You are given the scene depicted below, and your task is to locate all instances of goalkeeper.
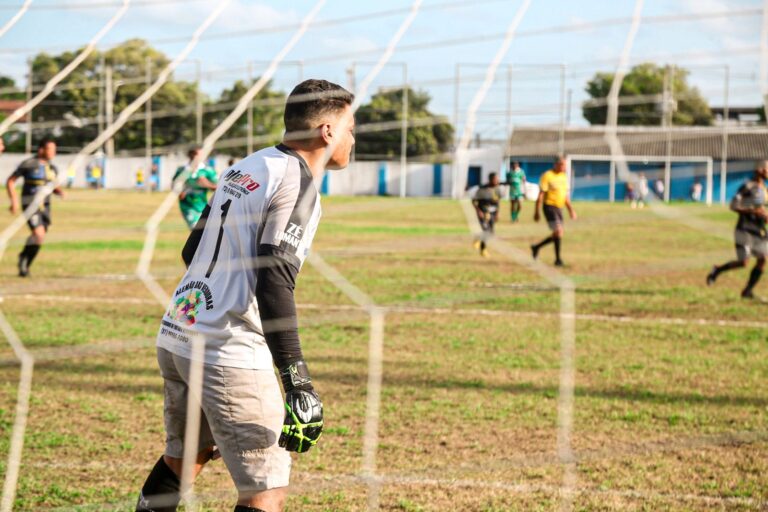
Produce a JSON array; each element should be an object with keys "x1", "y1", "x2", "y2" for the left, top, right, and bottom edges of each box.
[{"x1": 136, "y1": 79, "x2": 355, "y2": 512}]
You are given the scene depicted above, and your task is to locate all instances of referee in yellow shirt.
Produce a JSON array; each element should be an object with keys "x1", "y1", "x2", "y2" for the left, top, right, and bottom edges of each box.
[{"x1": 531, "y1": 156, "x2": 577, "y2": 266}]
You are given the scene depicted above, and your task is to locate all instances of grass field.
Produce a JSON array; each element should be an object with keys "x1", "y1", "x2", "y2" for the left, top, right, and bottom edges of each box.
[{"x1": 0, "y1": 189, "x2": 765, "y2": 511}]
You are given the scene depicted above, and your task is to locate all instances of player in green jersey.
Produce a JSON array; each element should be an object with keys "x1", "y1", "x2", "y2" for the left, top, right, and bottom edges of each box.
[
  {"x1": 507, "y1": 161, "x2": 527, "y2": 222},
  {"x1": 174, "y1": 147, "x2": 218, "y2": 229}
]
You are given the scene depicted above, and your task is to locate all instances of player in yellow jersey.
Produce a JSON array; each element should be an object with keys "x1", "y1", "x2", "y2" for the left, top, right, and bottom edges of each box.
[{"x1": 531, "y1": 156, "x2": 576, "y2": 266}]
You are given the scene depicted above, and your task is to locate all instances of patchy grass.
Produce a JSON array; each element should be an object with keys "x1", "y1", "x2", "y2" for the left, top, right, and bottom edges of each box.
[{"x1": 0, "y1": 190, "x2": 764, "y2": 510}]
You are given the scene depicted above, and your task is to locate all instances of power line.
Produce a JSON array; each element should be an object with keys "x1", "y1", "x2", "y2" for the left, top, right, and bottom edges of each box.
[{"x1": 0, "y1": 0, "x2": 508, "y2": 54}]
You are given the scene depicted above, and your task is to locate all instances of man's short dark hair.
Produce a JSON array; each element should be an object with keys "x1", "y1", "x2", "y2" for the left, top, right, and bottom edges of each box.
[
  {"x1": 489, "y1": 172, "x2": 497, "y2": 181},
  {"x1": 284, "y1": 79, "x2": 354, "y2": 135},
  {"x1": 188, "y1": 147, "x2": 201, "y2": 159},
  {"x1": 38, "y1": 137, "x2": 55, "y2": 149}
]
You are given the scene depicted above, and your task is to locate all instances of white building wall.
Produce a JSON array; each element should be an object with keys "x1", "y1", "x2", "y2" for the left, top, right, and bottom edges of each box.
[{"x1": 0, "y1": 149, "x2": 504, "y2": 197}]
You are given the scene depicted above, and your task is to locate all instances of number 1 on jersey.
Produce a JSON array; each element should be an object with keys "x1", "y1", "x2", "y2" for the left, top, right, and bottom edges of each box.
[{"x1": 205, "y1": 199, "x2": 232, "y2": 278}]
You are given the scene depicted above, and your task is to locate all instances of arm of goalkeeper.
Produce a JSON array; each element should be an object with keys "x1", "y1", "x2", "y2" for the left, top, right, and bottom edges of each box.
[{"x1": 255, "y1": 246, "x2": 324, "y2": 453}]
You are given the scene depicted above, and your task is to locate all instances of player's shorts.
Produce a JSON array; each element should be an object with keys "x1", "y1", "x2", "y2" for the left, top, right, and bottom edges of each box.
[
  {"x1": 478, "y1": 206, "x2": 497, "y2": 232},
  {"x1": 157, "y1": 348, "x2": 291, "y2": 492},
  {"x1": 180, "y1": 206, "x2": 204, "y2": 229},
  {"x1": 509, "y1": 189, "x2": 525, "y2": 200},
  {"x1": 735, "y1": 229, "x2": 768, "y2": 260},
  {"x1": 26, "y1": 208, "x2": 51, "y2": 231},
  {"x1": 543, "y1": 205, "x2": 563, "y2": 231}
]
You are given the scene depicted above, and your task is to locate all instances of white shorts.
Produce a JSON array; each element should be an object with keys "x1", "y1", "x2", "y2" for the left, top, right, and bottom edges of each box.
[
  {"x1": 735, "y1": 229, "x2": 768, "y2": 261},
  {"x1": 157, "y1": 348, "x2": 291, "y2": 493}
]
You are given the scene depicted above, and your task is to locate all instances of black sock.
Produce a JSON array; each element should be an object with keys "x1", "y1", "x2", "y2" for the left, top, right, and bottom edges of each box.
[
  {"x1": 744, "y1": 267, "x2": 763, "y2": 293},
  {"x1": 234, "y1": 507, "x2": 267, "y2": 512},
  {"x1": 714, "y1": 260, "x2": 743, "y2": 278},
  {"x1": 554, "y1": 237, "x2": 562, "y2": 261},
  {"x1": 480, "y1": 240, "x2": 486, "y2": 251},
  {"x1": 136, "y1": 457, "x2": 180, "y2": 512},
  {"x1": 535, "y1": 236, "x2": 554, "y2": 250},
  {"x1": 19, "y1": 242, "x2": 41, "y2": 266}
]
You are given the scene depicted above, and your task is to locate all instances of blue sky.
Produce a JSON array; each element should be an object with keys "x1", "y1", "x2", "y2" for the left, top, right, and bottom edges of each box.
[{"x1": 0, "y1": 0, "x2": 762, "y2": 138}]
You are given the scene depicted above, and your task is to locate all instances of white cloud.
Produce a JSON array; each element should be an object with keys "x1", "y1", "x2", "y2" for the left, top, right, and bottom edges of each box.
[{"x1": 679, "y1": 0, "x2": 756, "y2": 49}]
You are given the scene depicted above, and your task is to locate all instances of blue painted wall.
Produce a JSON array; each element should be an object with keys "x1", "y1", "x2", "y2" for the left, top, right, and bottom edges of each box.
[
  {"x1": 378, "y1": 162, "x2": 387, "y2": 196},
  {"x1": 514, "y1": 156, "x2": 756, "y2": 202},
  {"x1": 432, "y1": 163, "x2": 442, "y2": 196}
]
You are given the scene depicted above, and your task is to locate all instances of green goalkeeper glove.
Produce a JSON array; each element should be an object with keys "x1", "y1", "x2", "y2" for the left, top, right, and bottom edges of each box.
[{"x1": 278, "y1": 361, "x2": 323, "y2": 453}]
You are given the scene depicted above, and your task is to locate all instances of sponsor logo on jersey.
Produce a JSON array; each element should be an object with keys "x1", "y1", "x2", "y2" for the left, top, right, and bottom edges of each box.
[
  {"x1": 223, "y1": 169, "x2": 260, "y2": 192},
  {"x1": 169, "y1": 281, "x2": 215, "y2": 326},
  {"x1": 277, "y1": 222, "x2": 303, "y2": 249}
]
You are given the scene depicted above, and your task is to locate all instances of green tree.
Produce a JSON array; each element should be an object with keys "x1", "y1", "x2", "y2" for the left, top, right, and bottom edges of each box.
[
  {"x1": 205, "y1": 79, "x2": 285, "y2": 156},
  {"x1": 582, "y1": 63, "x2": 713, "y2": 126},
  {"x1": 24, "y1": 39, "x2": 201, "y2": 152},
  {"x1": 354, "y1": 88, "x2": 454, "y2": 161}
]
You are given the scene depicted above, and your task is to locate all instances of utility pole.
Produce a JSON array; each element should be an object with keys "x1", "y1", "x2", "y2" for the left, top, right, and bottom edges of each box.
[
  {"x1": 453, "y1": 63, "x2": 460, "y2": 149},
  {"x1": 399, "y1": 63, "x2": 408, "y2": 198},
  {"x1": 663, "y1": 65, "x2": 675, "y2": 203},
  {"x1": 195, "y1": 60, "x2": 202, "y2": 145},
  {"x1": 98, "y1": 55, "x2": 105, "y2": 151},
  {"x1": 105, "y1": 65, "x2": 114, "y2": 158},
  {"x1": 720, "y1": 64, "x2": 730, "y2": 205},
  {"x1": 247, "y1": 61, "x2": 254, "y2": 154},
  {"x1": 25, "y1": 59, "x2": 32, "y2": 154},
  {"x1": 558, "y1": 63, "x2": 566, "y2": 157},
  {"x1": 145, "y1": 57, "x2": 152, "y2": 167},
  {"x1": 505, "y1": 64, "x2": 512, "y2": 152}
]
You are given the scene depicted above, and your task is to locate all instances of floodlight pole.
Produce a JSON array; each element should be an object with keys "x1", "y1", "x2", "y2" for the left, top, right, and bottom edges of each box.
[
  {"x1": 720, "y1": 64, "x2": 730, "y2": 206},
  {"x1": 25, "y1": 59, "x2": 32, "y2": 154}
]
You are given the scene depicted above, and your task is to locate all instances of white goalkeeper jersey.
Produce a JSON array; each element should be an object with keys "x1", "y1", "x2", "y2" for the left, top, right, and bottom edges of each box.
[{"x1": 156, "y1": 144, "x2": 322, "y2": 369}]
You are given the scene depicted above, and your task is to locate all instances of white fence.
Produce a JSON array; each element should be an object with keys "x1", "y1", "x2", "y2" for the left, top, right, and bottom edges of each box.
[{"x1": 0, "y1": 146, "x2": 507, "y2": 198}]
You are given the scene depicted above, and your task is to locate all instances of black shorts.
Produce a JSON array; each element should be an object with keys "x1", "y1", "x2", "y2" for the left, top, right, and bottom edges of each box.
[
  {"x1": 543, "y1": 205, "x2": 563, "y2": 230},
  {"x1": 27, "y1": 208, "x2": 51, "y2": 231}
]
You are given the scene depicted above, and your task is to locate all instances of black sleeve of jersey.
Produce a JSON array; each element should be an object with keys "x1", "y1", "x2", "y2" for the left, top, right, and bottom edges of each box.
[
  {"x1": 255, "y1": 245, "x2": 304, "y2": 370},
  {"x1": 181, "y1": 204, "x2": 211, "y2": 267},
  {"x1": 10, "y1": 160, "x2": 32, "y2": 180},
  {"x1": 730, "y1": 183, "x2": 750, "y2": 211}
]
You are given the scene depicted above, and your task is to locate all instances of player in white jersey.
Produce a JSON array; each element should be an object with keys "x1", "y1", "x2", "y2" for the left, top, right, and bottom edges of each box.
[{"x1": 136, "y1": 79, "x2": 355, "y2": 512}]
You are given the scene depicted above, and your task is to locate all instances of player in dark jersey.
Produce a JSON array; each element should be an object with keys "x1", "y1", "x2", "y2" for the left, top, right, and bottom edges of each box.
[
  {"x1": 707, "y1": 160, "x2": 768, "y2": 299},
  {"x1": 6, "y1": 138, "x2": 63, "y2": 277},
  {"x1": 136, "y1": 80, "x2": 355, "y2": 512},
  {"x1": 472, "y1": 173, "x2": 502, "y2": 257}
]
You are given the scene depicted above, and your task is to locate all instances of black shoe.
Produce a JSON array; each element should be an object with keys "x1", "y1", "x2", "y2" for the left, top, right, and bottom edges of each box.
[
  {"x1": 741, "y1": 289, "x2": 754, "y2": 299},
  {"x1": 706, "y1": 266, "x2": 717, "y2": 286},
  {"x1": 18, "y1": 256, "x2": 29, "y2": 277},
  {"x1": 531, "y1": 244, "x2": 539, "y2": 260},
  {"x1": 554, "y1": 259, "x2": 564, "y2": 267}
]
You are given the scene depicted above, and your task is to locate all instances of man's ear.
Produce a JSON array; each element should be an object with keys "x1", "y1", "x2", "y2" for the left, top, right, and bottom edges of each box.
[{"x1": 320, "y1": 123, "x2": 333, "y2": 145}]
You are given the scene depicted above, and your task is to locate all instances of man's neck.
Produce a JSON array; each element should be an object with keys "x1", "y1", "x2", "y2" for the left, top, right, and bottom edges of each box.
[{"x1": 281, "y1": 142, "x2": 326, "y2": 179}]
